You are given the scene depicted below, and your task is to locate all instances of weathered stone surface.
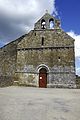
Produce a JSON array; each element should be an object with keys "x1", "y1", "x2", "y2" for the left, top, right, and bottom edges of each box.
[
  {"x1": 0, "y1": 76, "x2": 13, "y2": 87},
  {"x1": 0, "y1": 12, "x2": 76, "y2": 88},
  {"x1": 0, "y1": 36, "x2": 25, "y2": 87},
  {"x1": 76, "y1": 75, "x2": 80, "y2": 88}
]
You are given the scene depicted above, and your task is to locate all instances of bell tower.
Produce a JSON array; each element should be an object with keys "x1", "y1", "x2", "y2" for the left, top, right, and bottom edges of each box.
[{"x1": 34, "y1": 12, "x2": 61, "y2": 30}]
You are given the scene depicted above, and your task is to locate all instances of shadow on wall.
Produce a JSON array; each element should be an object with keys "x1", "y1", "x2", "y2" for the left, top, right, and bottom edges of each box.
[
  {"x1": 0, "y1": 76, "x2": 13, "y2": 87},
  {"x1": 76, "y1": 75, "x2": 80, "y2": 88}
]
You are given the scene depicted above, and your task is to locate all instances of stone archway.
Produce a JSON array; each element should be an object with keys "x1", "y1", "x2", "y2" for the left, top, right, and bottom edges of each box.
[{"x1": 39, "y1": 68, "x2": 47, "y2": 88}]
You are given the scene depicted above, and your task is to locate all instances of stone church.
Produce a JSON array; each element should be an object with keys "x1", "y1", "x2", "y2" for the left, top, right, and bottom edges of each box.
[{"x1": 0, "y1": 12, "x2": 76, "y2": 88}]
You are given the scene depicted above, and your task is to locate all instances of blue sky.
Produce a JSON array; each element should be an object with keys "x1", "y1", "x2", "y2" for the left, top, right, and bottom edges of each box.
[
  {"x1": 0, "y1": 0, "x2": 80, "y2": 75},
  {"x1": 55, "y1": 0, "x2": 80, "y2": 76},
  {"x1": 55, "y1": 0, "x2": 80, "y2": 34}
]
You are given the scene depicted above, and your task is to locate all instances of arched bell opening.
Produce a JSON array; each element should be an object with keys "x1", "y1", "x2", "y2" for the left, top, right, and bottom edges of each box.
[
  {"x1": 49, "y1": 18, "x2": 54, "y2": 29},
  {"x1": 41, "y1": 19, "x2": 46, "y2": 29}
]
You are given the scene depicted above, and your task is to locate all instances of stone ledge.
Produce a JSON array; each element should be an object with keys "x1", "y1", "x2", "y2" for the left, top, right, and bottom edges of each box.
[{"x1": 47, "y1": 84, "x2": 76, "y2": 88}]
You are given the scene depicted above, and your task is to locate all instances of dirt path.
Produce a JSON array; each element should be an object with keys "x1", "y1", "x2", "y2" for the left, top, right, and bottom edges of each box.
[{"x1": 0, "y1": 86, "x2": 80, "y2": 120}]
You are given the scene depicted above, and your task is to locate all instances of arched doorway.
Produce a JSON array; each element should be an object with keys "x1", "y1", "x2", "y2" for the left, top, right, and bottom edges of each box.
[{"x1": 39, "y1": 68, "x2": 47, "y2": 88}]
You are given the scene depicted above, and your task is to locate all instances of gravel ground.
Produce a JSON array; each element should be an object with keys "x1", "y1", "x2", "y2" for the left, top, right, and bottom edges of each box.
[{"x1": 0, "y1": 86, "x2": 80, "y2": 120}]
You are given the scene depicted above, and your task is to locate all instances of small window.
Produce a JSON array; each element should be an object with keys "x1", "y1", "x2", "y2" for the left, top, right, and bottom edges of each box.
[
  {"x1": 42, "y1": 37, "x2": 44, "y2": 45},
  {"x1": 58, "y1": 57, "x2": 61, "y2": 62},
  {"x1": 35, "y1": 33, "x2": 36, "y2": 36}
]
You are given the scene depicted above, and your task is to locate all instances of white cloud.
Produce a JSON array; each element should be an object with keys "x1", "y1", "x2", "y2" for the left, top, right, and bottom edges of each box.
[
  {"x1": 67, "y1": 31, "x2": 80, "y2": 76},
  {"x1": 0, "y1": 0, "x2": 56, "y2": 27},
  {"x1": 67, "y1": 30, "x2": 80, "y2": 57},
  {"x1": 75, "y1": 56, "x2": 80, "y2": 76},
  {"x1": 76, "y1": 67, "x2": 80, "y2": 76},
  {"x1": 0, "y1": 0, "x2": 57, "y2": 46}
]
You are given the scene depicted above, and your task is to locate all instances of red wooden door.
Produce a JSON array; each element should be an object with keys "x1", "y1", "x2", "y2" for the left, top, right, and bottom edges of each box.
[{"x1": 39, "y1": 68, "x2": 47, "y2": 88}]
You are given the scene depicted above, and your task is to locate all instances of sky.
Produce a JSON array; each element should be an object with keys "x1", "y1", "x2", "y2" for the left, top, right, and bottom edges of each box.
[{"x1": 0, "y1": 0, "x2": 80, "y2": 76}]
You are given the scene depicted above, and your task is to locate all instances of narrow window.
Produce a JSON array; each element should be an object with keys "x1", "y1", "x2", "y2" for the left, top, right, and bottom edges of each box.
[
  {"x1": 35, "y1": 33, "x2": 36, "y2": 36},
  {"x1": 42, "y1": 37, "x2": 44, "y2": 45},
  {"x1": 58, "y1": 57, "x2": 61, "y2": 62}
]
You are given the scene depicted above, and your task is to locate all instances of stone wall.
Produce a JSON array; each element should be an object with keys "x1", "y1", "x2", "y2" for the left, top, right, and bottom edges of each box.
[
  {"x1": 15, "y1": 27, "x2": 76, "y2": 88},
  {"x1": 0, "y1": 76, "x2": 13, "y2": 87},
  {"x1": 18, "y1": 29, "x2": 74, "y2": 49},
  {"x1": 0, "y1": 37, "x2": 25, "y2": 87},
  {"x1": 17, "y1": 48, "x2": 75, "y2": 70},
  {"x1": 16, "y1": 44, "x2": 76, "y2": 88},
  {"x1": 76, "y1": 75, "x2": 80, "y2": 88}
]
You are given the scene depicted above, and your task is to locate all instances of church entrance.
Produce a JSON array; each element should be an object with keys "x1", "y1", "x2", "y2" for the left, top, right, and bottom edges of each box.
[{"x1": 39, "y1": 68, "x2": 47, "y2": 88}]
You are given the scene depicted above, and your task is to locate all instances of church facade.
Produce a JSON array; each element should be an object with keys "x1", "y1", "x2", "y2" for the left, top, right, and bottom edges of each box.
[{"x1": 0, "y1": 13, "x2": 76, "y2": 88}]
